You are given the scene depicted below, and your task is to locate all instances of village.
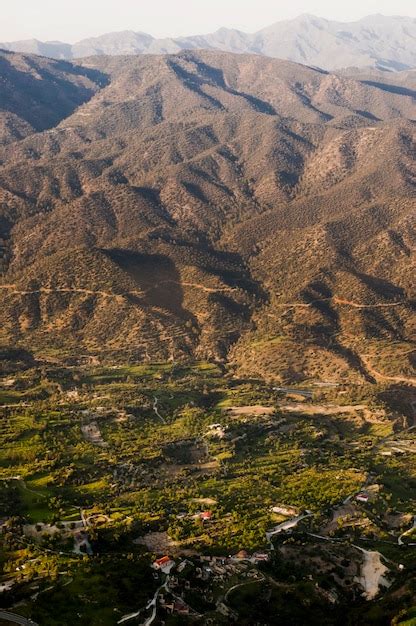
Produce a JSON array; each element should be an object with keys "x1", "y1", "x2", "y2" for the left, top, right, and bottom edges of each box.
[{"x1": 1, "y1": 361, "x2": 416, "y2": 624}]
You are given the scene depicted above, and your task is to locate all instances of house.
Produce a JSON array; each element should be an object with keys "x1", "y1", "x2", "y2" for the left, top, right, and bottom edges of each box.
[
  {"x1": 173, "y1": 601, "x2": 189, "y2": 615},
  {"x1": 153, "y1": 555, "x2": 175, "y2": 573},
  {"x1": 271, "y1": 505, "x2": 298, "y2": 516},
  {"x1": 74, "y1": 531, "x2": 93, "y2": 555},
  {"x1": 199, "y1": 511, "x2": 213, "y2": 521},
  {"x1": 252, "y1": 552, "x2": 270, "y2": 562},
  {"x1": 356, "y1": 493, "x2": 369, "y2": 503},
  {"x1": 177, "y1": 560, "x2": 188, "y2": 573},
  {"x1": 209, "y1": 556, "x2": 226, "y2": 564},
  {"x1": 234, "y1": 549, "x2": 250, "y2": 560},
  {"x1": 206, "y1": 424, "x2": 226, "y2": 438}
]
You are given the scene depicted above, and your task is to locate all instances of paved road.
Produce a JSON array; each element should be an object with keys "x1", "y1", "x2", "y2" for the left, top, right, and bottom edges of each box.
[
  {"x1": 118, "y1": 580, "x2": 168, "y2": 625},
  {"x1": 398, "y1": 516, "x2": 416, "y2": 546},
  {"x1": 266, "y1": 513, "x2": 313, "y2": 543},
  {"x1": 273, "y1": 387, "x2": 313, "y2": 399},
  {"x1": 153, "y1": 397, "x2": 166, "y2": 424},
  {"x1": 0, "y1": 611, "x2": 38, "y2": 626},
  {"x1": 225, "y1": 573, "x2": 265, "y2": 602}
]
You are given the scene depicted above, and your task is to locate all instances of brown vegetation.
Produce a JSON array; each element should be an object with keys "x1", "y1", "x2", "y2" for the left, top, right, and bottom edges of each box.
[{"x1": 0, "y1": 50, "x2": 415, "y2": 381}]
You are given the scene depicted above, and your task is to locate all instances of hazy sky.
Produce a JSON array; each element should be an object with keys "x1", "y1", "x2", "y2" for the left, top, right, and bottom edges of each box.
[{"x1": 2, "y1": 0, "x2": 416, "y2": 42}]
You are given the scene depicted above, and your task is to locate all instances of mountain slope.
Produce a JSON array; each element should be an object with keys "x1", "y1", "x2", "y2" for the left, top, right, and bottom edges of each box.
[
  {"x1": 0, "y1": 50, "x2": 107, "y2": 144},
  {"x1": 252, "y1": 14, "x2": 416, "y2": 71},
  {"x1": 3, "y1": 14, "x2": 416, "y2": 70},
  {"x1": 0, "y1": 50, "x2": 414, "y2": 382}
]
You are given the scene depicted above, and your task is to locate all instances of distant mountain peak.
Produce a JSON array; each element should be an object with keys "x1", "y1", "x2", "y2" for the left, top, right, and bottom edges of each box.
[
  {"x1": 2, "y1": 14, "x2": 416, "y2": 70},
  {"x1": 292, "y1": 13, "x2": 328, "y2": 22}
]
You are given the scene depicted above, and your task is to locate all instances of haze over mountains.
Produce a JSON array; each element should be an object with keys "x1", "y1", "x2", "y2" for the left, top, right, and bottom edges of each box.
[
  {"x1": 3, "y1": 14, "x2": 416, "y2": 71},
  {"x1": 0, "y1": 48, "x2": 415, "y2": 383}
]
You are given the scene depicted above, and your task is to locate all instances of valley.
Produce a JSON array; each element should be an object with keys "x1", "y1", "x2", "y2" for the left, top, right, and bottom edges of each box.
[
  {"x1": 0, "y1": 43, "x2": 415, "y2": 625},
  {"x1": 0, "y1": 358, "x2": 416, "y2": 625}
]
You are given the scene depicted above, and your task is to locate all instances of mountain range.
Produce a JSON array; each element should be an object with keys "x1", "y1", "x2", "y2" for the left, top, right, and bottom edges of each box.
[
  {"x1": 3, "y1": 14, "x2": 416, "y2": 71},
  {"x1": 0, "y1": 48, "x2": 415, "y2": 383}
]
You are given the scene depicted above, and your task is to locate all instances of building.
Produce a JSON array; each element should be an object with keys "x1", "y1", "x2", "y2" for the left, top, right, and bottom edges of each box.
[
  {"x1": 271, "y1": 505, "x2": 298, "y2": 516},
  {"x1": 234, "y1": 549, "x2": 250, "y2": 560},
  {"x1": 153, "y1": 555, "x2": 175, "y2": 573}
]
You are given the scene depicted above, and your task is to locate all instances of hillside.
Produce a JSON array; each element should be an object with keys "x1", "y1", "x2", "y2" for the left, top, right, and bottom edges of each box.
[
  {"x1": 0, "y1": 50, "x2": 107, "y2": 144},
  {"x1": 0, "y1": 49, "x2": 414, "y2": 383},
  {"x1": 3, "y1": 14, "x2": 416, "y2": 71}
]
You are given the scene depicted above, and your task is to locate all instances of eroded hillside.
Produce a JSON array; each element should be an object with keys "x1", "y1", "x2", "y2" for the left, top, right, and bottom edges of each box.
[{"x1": 0, "y1": 50, "x2": 415, "y2": 382}]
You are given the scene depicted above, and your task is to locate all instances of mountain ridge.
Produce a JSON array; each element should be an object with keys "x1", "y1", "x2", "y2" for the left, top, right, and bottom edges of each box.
[
  {"x1": 0, "y1": 49, "x2": 415, "y2": 383},
  {"x1": 3, "y1": 14, "x2": 416, "y2": 70}
]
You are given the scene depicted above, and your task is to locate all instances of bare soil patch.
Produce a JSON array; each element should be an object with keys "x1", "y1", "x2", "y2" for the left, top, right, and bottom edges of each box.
[
  {"x1": 224, "y1": 405, "x2": 275, "y2": 417},
  {"x1": 163, "y1": 438, "x2": 209, "y2": 464}
]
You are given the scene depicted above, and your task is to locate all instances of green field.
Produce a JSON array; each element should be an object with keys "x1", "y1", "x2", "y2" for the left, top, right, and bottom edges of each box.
[{"x1": 1, "y1": 361, "x2": 416, "y2": 625}]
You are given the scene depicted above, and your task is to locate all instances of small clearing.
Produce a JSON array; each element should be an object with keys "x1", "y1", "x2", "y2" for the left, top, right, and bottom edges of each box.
[
  {"x1": 81, "y1": 421, "x2": 107, "y2": 447},
  {"x1": 276, "y1": 403, "x2": 368, "y2": 415},
  {"x1": 23, "y1": 520, "x2": 84, "y2": 538},
  {"x1": 164, "y1": 438, "x2": 209, "y2": 464},
  {"x1": 190, "y1": 497, "x2": 218, "y2": 506},
  {"x1": 224, "y1": 405, "x2": 275, "y2": 417},
  {"x1": 134, "y1": 531, "x2": 198, "y2": 557},
  {"x1": 354, "y1": 548, "x2": 390, "y2": 600},
  {"x1": 321, "y1": 502, "x2": 359, "y2": 535}
]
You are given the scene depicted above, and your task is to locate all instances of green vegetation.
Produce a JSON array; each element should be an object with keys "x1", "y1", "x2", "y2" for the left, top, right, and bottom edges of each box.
[{"x1": 1, "y1": 360, "x2": 415, "y2": 625}]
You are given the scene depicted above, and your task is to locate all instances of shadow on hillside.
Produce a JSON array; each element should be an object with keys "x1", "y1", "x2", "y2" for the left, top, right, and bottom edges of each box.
[
  {"x1": 167, "y1": 59, "x2": 225, "y2": 110},
  {"x1": 355, "y1": 109, "x2": 380, "y2": 122},
  {"x1": 168, "y1": 57, "x2": 277, "y2": 116},
  {"x1": 387, "y1": 230, "x2": 411, "y2": 256},
  {"x1": 361, "y1": 80, "x2": 416, "y2": 99},
  {"x1": 377, "y1": 385, "x2": 416, "y2": 427},
  {"x1": 351, "y1": 270, "x2": 407, "y2": 301},
  {"x1": 0, "y1": 53, "x2": 108, "y2": 131},
  {"x1": 182, "y1": 181, "x2": 210, "y2": 204},
  {"x1": 209, "y1": 293, "x2": 251, "y2": 321},
  {"x1": 191, "y1": 58, "x2": 277, "y2": 115},
  {"x1": 302, "y1": 279, "x2": 376, "y2": 383},
  {"x1": 199, "y1": 249, "x2": 269, "y2": 303},
  {"x1": 102, "y1": 248, "x2": 194, "y2": 321},
  {"x1": 0, "y1": 347, "x2": 35, "y2": 374},
  {"x1": 363, "y1": 308, "x2": 403, "y2": 339}
]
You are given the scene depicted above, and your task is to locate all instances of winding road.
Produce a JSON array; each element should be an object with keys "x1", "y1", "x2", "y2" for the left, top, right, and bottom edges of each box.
[
  {"x1": 0, "y1": 280, "x2": 235, "y2": 299},
  {"x1": 0, "y1": 611, "x2": 38, "y2": 626},
  {"x1": 224, "y1": 573, "x2": 265, "y2": 602},
  {"x1": 359, "y1": 355, "x2": 416, "y2": 386},
  {"x1": 398, "y1": 516, "x2": 416, "y2": 546},
  {"x1": 118, "y1": 579, "x2": 168, "y2": 625},
  {"x1": 271, "y1": 297, "x2": 409, "y2": 311},
  {"x1": 152, "y1": 397, "x2": 166, "y2": 424}
]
